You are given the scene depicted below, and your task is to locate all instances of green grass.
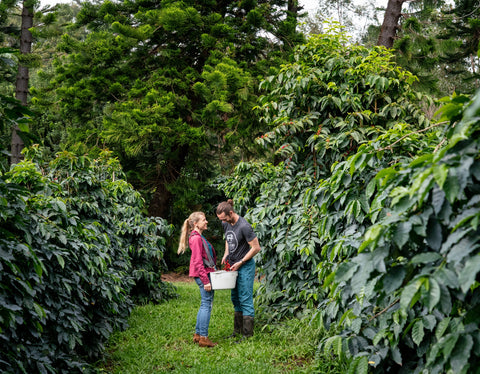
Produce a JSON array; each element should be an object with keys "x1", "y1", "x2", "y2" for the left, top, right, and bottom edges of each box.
[{"x1": 97, "y1": 282, "x2": 345, "y2": 373}]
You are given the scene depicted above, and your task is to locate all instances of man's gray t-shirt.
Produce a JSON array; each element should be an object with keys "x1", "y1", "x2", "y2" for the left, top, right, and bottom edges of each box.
[{"x1": 222, "y1": 216, "x2": 257, "y2": 264}]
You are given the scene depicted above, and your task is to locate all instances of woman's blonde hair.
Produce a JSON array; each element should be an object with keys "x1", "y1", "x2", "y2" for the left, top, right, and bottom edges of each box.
[{"x1": 178, "y1": 211, "x2": 205, "y2": 254}]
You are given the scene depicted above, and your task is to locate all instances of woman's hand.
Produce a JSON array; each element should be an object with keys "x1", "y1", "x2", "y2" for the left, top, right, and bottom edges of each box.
[{"x1": 204, "y1": 283, "x2": 212, "y2": 292}]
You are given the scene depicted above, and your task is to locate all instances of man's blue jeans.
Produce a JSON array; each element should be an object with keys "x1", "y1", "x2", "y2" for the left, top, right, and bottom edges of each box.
[
  {"x1": 231, "y1": 258, "x2": 255, "y2": 317},
  {"x1": 194, "y1": 276, "x2": 214, "y2": 336}
]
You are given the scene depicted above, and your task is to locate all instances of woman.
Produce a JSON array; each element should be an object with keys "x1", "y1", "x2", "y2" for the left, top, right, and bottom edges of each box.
[{"x1": 178, "y1": 211, "x2": 218, "y2": 347}]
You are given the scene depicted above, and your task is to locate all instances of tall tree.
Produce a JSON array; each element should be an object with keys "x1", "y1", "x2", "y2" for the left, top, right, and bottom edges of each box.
[
  {"x1": 1, "y1": 0, "x2": 59, "y2": 163},
  {"x1": 11, "y1": 0, "x2": 34, "y2": 163},
  {"x1": 379, "y1": 0, "x2": 480, "y2": 96},
  {"x1": 438, "y1": 0, "x2": 480, "y2": 93},
  {"x1": 385, "y1": 0, "x2": 449, "y2": 95},
  {"x1": 31, "y1": 0, "x2": 305, "y2": 219},
  {"x1": 377, "y1": 0, "x2": 406, "y2": 47}
]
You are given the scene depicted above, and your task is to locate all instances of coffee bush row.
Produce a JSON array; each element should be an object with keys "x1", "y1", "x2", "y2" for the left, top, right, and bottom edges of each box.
[
  {"x1": 0, "y1": 149, "x2": 175, "y2": 373},
  {"x1": 220, "y1": 28, "x2": 480, "y2": 372}
]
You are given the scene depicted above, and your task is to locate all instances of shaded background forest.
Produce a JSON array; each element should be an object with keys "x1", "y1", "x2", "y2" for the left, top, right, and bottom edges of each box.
[
  {"x1": 2, "y1": 0, "x2": 480, "y2": 372},
  {"x1": 3, "y1": 0, "x2": 479, "y2": 269},
  {"x1": 2, "y1": 0, "x2": 478, "y2": 253}
]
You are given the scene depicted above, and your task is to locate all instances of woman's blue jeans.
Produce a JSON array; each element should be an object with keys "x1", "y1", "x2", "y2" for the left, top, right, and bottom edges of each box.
[
  {"x1": 194, "y1": 276, "x2": 214, "y2": 337},
  {"x1": 231, "y1": 258, "x2": 255, "y2": 317}
]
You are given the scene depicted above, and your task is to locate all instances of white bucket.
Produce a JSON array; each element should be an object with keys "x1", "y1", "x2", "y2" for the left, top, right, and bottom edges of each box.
[{"x1": 210, "y1": 270, "x2": 238, "y2": 290}]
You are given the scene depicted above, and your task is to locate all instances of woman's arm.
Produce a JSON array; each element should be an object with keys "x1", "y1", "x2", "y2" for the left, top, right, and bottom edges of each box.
[{"x1": 190, "y1": 235, "x2": 211, "y2": 286}]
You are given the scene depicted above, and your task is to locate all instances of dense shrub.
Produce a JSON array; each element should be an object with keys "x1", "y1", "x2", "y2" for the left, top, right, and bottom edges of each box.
[
  {"x1": 317, "y1": 93, "x2": 480, "y2": 373},
  {"x1": 0, "y1": 149, "x2": 174, "y2": 373},
  {"x1": 220, "y1": 27, "x2": 480, "y2": 372},
  {"x1": 218, "y1": 24, "x2": 480, "y2": 373},
  {"x1": 220, "y1": 26, "x2": 434, "y2": 320}
]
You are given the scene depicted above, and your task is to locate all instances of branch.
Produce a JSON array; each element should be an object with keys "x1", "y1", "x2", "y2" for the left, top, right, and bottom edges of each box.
[
  {"x1": 434, "y1": 138, "x2": 448, "y2": 153},
  {"x1": 368, "y1": 298, "x2": 399, "y2": 322},
  {"x1": 374, "y1": 121, "x2": 448, "y2": 152}
]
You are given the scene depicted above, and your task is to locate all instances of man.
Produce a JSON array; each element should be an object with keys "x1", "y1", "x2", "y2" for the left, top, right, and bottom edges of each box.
[{"x1": 216, "y1": 199, "x2": 261, "y2": 339}]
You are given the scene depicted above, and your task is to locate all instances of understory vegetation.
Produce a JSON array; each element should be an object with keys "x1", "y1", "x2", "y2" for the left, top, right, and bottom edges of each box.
[
  {"x1": 0, "y1": 149, "x2": 175, "y2": 372},
  {"x1": 220, "y1": 28, "x2": 480, "y2": 373},
  {"x1": 97, "y1": 281, "x2": 342, "y2": 374},
  {"x1": 1, "y1": 1, "x2": 480, "y2": 370}
]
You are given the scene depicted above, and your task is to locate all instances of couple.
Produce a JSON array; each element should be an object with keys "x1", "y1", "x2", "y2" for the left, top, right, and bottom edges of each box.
[{"x1": 177, "y1": 199, "x2": 261, "y2": 348}]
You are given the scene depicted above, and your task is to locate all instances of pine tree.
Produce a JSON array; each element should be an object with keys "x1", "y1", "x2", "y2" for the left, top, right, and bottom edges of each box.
[
  {"x1": 389, "y1": 0, "x2": 451, "y2": 95},
  {"x1": 0, "y1": 0, "x2": 59, "y2": 162},
  {"x1": 370, "y1": 0, "x2": 479, "y2": 96},
  {"x1": 438, "y1": 0, "x2": 480, "y2": 93},
  {"x1": 31, "y1": 0, "x2": 305, "y2": 218}
]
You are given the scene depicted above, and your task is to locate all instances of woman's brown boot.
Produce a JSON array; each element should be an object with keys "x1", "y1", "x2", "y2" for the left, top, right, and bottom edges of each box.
[
  {"x1": 198, "y1": 336, "x2": 218, "y2": 347},
  {"x1": 193, "y1": 333, "x2": 200, "y2": 343}
]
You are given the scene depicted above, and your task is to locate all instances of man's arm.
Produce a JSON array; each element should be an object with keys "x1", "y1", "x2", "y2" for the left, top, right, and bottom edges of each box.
[
  {"x1": 221, "y1": 241, "x2": 229, "y2": 264},
  {"x1": 230, "y1": 237, "x2": 261, "y2": 271}
]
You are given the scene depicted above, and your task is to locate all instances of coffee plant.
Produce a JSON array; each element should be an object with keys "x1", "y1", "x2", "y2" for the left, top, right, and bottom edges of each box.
[
  {"x1": 0, "y1": 148, "x2": 174, "y2": 373},
  {"x1": 220, "y1": 25, "x2": 435, "y2": 320},
  {"x1": 217, "y1": 26, "x2": 480, "y2": 372},
  {"x1": 316, "y1": 93, "x2": 480, "y2": 373}
]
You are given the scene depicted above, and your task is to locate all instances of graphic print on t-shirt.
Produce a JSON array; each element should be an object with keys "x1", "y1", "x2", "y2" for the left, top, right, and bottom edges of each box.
[{"x1": 226, "y1": 231, "x2": 238, "y2": 253}]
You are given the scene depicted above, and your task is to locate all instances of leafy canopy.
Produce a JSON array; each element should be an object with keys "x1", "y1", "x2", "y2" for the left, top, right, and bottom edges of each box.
[
  {"x1": 217, "y1": 25, "x2": 480, "y2": 372},
  {"x1": 30, "y1": 0, "x2": 304, "y2": 220},
  {"x1": 0, "y1": 148, "x2": 174, "y2": 373}
]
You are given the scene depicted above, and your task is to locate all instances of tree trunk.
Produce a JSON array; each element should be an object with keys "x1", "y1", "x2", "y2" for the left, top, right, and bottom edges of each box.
[
  {"x1": 12, "y1": 1, "x2": 34, "y2": 164},
  {"x1": 288, "y1": 0, "x2": 298, "y2": 14},
  {"x1": 147, "y1": 182, "x2": 172, "y2": 218},
  {"x1": 377, "y1": 0, "x2": 406, "y2": 48},
  {"x1": 147, "y1": 145, "x2": 189, "y2": 218}
]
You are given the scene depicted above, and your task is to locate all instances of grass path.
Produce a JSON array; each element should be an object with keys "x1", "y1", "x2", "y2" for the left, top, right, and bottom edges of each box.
[{"x1": 96, "y1": 281, "x2": 340, "y2": 373}]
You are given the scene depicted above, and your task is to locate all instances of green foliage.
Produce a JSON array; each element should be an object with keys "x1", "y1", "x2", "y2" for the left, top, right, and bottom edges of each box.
[
  {"x1": 98, "y1": 282, "x2": 336, "y2": 373},
  {"x1": 30, "y1": 0, "x2": 304, "y2": 223},
  {"x1": 437, "y1": 0, "x2": 480, "y2": 95},
  {"x1": 0, "y1": 47, "x2": 17, "y2": 92},
  {"x1": 389, "y1": 0, "x2": 480, "y2": 96},
  {"x1": 0, "y1": 92, "x2": 33, "y2": 169},
  {"x1": 0, "y1": 1, "x2": 70, "y2": 165},
  {"x1": 316, "y1": 92, "x2": 480, "y2": 373},
  {"x1": 255, "y1": 24, "x2": 428, "y2": 173},
  {"x1": 220, "y1": 26, "x2": 433, "y2": 321},
  {"x1": 0, "y1": 148, "x2": 174, "y2": 373},
  {"x1": 217, "y1": 27, "x2": 480, "y2": 371},
  {"x1": 0, "y1": 47, "x2": 36, "y2": 164}
]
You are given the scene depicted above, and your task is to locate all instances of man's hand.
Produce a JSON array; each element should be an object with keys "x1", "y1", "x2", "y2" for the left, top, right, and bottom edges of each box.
[{"x1": 231, "y1": 261, "x2": 243, "y2": 271}]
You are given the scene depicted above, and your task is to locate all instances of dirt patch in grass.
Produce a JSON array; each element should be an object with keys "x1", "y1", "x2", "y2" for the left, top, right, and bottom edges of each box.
[
  {"x1": 161, "y1": 272, "x2": 194, "y2": 283},
  {"x1": 162, "y1": 271, "x2": 263, "y2": 283}
]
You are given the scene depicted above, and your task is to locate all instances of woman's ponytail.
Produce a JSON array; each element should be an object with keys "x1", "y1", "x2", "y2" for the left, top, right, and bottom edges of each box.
[{"x1": 177, "y1": 212, "x2": 205, "y2": 254}]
